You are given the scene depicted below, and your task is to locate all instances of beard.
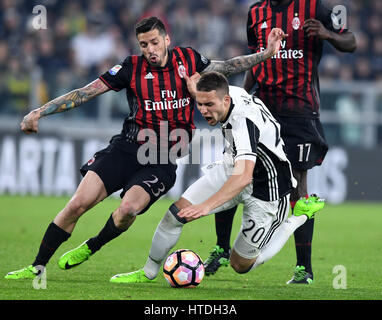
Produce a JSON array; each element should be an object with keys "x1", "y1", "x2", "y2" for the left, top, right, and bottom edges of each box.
[{"x1": 146, "y1": 50, "x2": 168, "y2": 67}]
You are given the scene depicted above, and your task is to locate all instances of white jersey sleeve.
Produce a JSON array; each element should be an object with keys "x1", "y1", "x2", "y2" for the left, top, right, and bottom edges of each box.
[{"x1": 229, "y1": 114, "x2": 258, "y2": 164}]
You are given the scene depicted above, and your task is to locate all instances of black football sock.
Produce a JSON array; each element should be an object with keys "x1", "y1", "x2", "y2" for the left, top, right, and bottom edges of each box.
[
  {"x1": 215, "y1": 206, "x2": 237, "y2": 253},
  {"x1": 293, "y1": 218, "x2": 314, "y2": 276},
  {"x1": 32, "y1": 222, "x2": 71, "y2": 267},
  {"x1": 86, "y1": 214, "x2": 125, "y2": 254}
]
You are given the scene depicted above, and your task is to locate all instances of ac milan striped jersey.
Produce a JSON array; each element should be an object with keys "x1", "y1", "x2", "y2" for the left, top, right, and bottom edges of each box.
[
  {"x1": 99, "y1": 46, "x2": 210, "y2": 155},
  {"x1": 247, "y1": 0, "x2": 347, "y2": 118},
  {"x1": 221, "y1": 85, "x2": 296, "y2": 201}
]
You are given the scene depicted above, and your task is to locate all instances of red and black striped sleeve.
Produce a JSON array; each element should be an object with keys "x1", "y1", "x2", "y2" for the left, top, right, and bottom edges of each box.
[
  {"x1": 99, "y1": 57, "x2": 133, "y2": 91},
  {"x1": 188, "y1": 47, "x2": 211, "y2": 73}
]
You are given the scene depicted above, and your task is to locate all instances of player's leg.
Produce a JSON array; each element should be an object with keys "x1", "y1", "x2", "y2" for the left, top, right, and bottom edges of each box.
[
  {"x1": 5, "y1": 171, "x2": 108, "y2": 279},
  {"x1": 58, "y1": 184, "x2": 152, "y2": 271},
  {"x1": 230, "y1": 214, "x2": 307, "y2": 273},
  {"x1": 276, "y1": 116, "x2": 328, "y2": 284},
  {"x1": 111, "y1": 198, "x2": 241, "y2": 283},
  {"x1": 54, "y1": 171, "x2": 108, "y2": 233},
  {"x1": 200, "y1": 161, "x2": 237, "y2": 275},
  {"x1": 57, "y1": 144, "x2": 151, "y2": 270},
  {"x1": 204, "y1": 207, "x2": 237, "y2": 276},
  {"x1": 110, "y1": 161, "x2": 233, "y2": 283},
  {"x1": 288, "y1": 168, "x2": 316, "y2": 283},
  {"x1": 86, "y1": 184, "x2": 151, "y2": 254},
  {"x1": 230, "y1": 195, "x2": 324, "y2": 274},
  {"x1": 215, "y1": 208, "x2": 236, "y2": 253},
  {"x1": 110, "y1": 197, "x2": 190, "y2": 283},
  {"x1": 59, "y1": 161, "x2": 177, "y2": 270},
  {"x1": 229, "y1": 195, "x2": 290, "y2": 273}
]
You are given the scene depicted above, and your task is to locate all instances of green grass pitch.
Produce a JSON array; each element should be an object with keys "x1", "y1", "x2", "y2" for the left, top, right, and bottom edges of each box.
[{"x1": 0, "y1": 195, "x2": 381, "y2": 300}]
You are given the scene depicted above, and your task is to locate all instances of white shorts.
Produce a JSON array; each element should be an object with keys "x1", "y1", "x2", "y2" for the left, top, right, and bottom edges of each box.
[{"x1": 182, "y1": 161, "x2": 290, "y2": 259}]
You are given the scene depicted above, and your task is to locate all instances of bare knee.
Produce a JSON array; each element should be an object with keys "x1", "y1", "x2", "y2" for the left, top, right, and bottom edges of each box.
[
  {"x1": 119, "y1": 201, "x2": 142, "y2": 217},
  {"x1": 230, "y1": 259, "x2": 253, "y2": 274},
  {"x1": 113, "y1": 201, "x2": 141, "y2": 229},
  {"x1": 64, "y1": 195, "x2": 90, "y2": 221},
  {"x1": 230, "y1": 250, "x2": 256, "y2": 274}
]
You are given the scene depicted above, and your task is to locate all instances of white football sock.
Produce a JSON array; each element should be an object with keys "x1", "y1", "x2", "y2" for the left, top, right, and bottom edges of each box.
[
  {"x1": 143, "y1": 208, "x2": 184, "y2": 279},
  {"x1": 251, "y1": 215, "x2": 307, "y2": 270}
]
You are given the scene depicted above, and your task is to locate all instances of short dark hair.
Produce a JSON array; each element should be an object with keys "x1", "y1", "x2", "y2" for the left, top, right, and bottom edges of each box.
[
  {"x1": 196, "y1": 72, "x2": 229, "y2": 97},
  {"x1": 135, "y1": 16, "x2": 167, "y2": 37}
]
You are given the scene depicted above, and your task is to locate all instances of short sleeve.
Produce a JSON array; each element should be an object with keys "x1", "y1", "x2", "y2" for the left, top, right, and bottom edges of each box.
[
  {"x1": 316, "y1": 0, "x2": 348, "y2": 34},
  {"x1": 231, "y1": 116, "x2": 259, "y2": 163},
  {"x1": 247, "y1": 8, "x2": 258, "y2": 52},
  {"x1": 99, "y1": 57, "x2": 132, "y2": 92},
  {"x1": 190, "y1": 48, "x2": 211, "y2": 73}
]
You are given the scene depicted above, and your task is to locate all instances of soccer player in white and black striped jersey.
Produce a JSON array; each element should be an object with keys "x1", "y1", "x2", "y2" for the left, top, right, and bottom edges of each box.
[{"x1": 109, "y1": 72, "x2": 325, "y2": 282}]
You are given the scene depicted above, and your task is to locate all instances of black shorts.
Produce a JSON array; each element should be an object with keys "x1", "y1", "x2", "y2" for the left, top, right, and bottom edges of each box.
[
  {"x1": 80, "y1": 142, "x2": 177, "y2": 215},
  {"x1": 275, "y1": 116, "x2": 328, "y2": 171}
]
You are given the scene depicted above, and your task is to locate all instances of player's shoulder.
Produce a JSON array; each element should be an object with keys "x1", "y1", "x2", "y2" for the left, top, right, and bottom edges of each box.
[
  {"x1": 172, "y1": 46, "x2": 197, "y2": 54},
  {"x1": 229, "y1": 86, "x2": 252, "y2": 108},
  {"x1": 249, "y1": 0, "x2": 267, "y2": 11},
  {"x1": 229, "y1": 85, "x2": 250, "y2": 98},
  {"x1": 119, "y1": 55, "x2": 140, "y2": 66},
  {"x1": 229, "y1": 86, "x2": 257, "y2": 119},
  {"x1": 171, "y1": 46, "x2": 201, "y2": 60}
]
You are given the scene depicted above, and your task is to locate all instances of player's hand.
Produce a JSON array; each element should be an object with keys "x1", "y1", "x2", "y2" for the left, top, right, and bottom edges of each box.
[
  {"x1": 266, "y1": 28, "x2": 288, "y2": 57},
  {"x1": 184, "y1": 72, "x2": 201, "y2": 99},
  {"x1": 178, "y1": 203, "x2": 210, "y2": 221},
  {"x1": 20, "y1": 110, "x2": 40, "y2": 134},
  {"x1": 302, "y1": 19, "x2": 330, "y2": 40}
]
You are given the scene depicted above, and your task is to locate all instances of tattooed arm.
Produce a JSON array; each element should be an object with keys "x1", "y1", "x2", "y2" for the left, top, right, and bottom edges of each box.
[
  {"x1": 202, "y1": 28, "x2": 288, "y2": 78},
  {"x1": 20, "y1": 78, "x2": 109, "y2": 134}
]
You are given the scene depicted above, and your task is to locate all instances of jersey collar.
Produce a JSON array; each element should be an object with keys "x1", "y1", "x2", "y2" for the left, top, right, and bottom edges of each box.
[
  {"x1": 220, "y1": 97, "x2": 235, "y2": 125},
  {"x1": 270, "y1": 0, "x2": 293, "y2": 11}
]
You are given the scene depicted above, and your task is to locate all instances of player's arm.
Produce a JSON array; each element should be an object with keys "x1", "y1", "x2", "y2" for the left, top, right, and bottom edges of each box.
[
  {"x1": 20, "y1": 78, "x2": 110, "y2": 134},
  {"x1": 178, "y1": 159, "x2": 255, "y2": 221},
  {"x1": 303, "y1": 19, "x2": 356, "y2": 52},
  {"x1": 243, "y1": 70, "x2": 255, "y2": 94},
  {"x1": 203, "y1": 28, "x2": 288, "y2": 78}
]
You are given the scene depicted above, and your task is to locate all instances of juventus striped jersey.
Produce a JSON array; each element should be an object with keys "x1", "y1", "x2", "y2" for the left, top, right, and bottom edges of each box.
[
  {"x1": 247, "y1": 0, "x2": 347, "y2": 118},
  {"x1": 99, "y1": 46, "x2": 210, "y2": 154},
  {"x1": 221, "y1": 86, "x2": 296, "y2": 201}
]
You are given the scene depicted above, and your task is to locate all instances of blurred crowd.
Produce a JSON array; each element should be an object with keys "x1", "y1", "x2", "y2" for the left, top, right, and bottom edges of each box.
[{"x1": 0, "y1": 0, "x2": 380, "y2": 118}]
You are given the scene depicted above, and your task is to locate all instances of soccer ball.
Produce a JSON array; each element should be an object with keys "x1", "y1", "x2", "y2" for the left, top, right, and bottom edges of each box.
[{"x1": 163, "y1": 249, "x2": 205, "y2": 288}]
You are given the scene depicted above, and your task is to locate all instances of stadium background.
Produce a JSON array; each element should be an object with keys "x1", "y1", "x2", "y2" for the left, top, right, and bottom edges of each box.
[{"x1": 0, "y1": 0, "x2": 381, "y2": 203}]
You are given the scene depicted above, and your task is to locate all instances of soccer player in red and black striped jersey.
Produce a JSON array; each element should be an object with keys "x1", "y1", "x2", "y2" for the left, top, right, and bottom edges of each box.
[
  {"x1": 5, "y1": 17, "x2": 286, "y2": 280},
  {"x1": 206, "y1": 0, "x2": 356, "y2": 283}
]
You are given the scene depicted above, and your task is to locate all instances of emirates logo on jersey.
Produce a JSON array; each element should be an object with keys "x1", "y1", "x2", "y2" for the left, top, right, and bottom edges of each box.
[
  {"x1": 144, "y1": 90, "x2": 191, "y2": 111},
  {"x1": 260, "y1": 40, "x2": 303, "y2": 59}
]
